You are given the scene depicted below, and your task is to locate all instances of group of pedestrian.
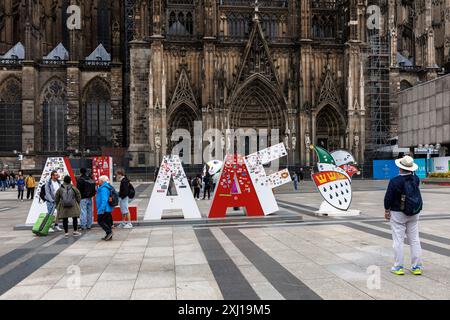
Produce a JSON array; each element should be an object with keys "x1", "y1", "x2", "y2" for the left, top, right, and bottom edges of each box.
[
  {"x1": 0, "y1": 169, "x2": 36, "y2": 201},
  {"x1": 0, "y1": 170, "x2": 16, "y2": 191},
  {"x1": 190, "y1": 167, "x2": 215, "y2": 201},
  {"x1": 40, "y1": 168, "x2": 134, "y2": 241}
]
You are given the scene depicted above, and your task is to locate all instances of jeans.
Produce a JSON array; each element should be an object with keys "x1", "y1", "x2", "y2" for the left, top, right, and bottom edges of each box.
[
  {"x1": 98, "y1": 212, "x2": 113, "y2": 235},
  {"x1": 46, "y1": 201, "x2": 59, "y2": 226},
  {"x1": 119, "y1": 197, "x2": 129, "y2": 215},
  {"x1": 390, "y1": 211, "x2": 422, "y2": 268},
  {"x1": 17, "y1": 189, "x2": 24, "y2": 200},
  {"x1": 79, "y1": 198, "x2": 93, "y2": 229},
  {"x1": 46, "y1": 201, "x2": 55, "y2": 215},
  {"x1": 62, "y1": 217, "x2": 78, "y2": 233},
  {"x1": 0, "y1": 180, "x2": 6, "y2": 190}
]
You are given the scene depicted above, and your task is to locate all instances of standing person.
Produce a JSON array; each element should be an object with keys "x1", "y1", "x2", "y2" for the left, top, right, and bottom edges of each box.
[
  {"x1": 117, "y1": 169, "x2": 133, "y2": 229},
  {"x1": 202, "y1": 171, "x2": 212, "y2": 200},
  {"x1": 17, "y1": 175, "x2": 25, "y2": 201},
  {"x1": 384, "y1": 156, "x2": 423, "y2": 276},
  {"x1": 0, "y1": 171, "x2": 6, "y2": 191},
  {"x1": 292, "y1": 172, "x2": 299, "y2": 191},
  {"x1": 25, "y1": 173, "x2": 36, "y2": 200},
  {"x1": 55, "y1": 176, "x2": 81, "y2": 238},
  {"x1": 10, "y1": 171, "x2": 16, "y2": 189},
  {"x1": 6, "y1": 172, "x2": 11, "y2": 189},
  {"x1": 77, "y1": 168, "x2": 96, "y2": 231},
  {"x1": 96, "y1": 176, "x2": 114, "y2": 241},
  {"x1": 298, "y1": 168, "x2": 304, "y2": 181},
  {"x1": 44, "y1": 171, "x2": 63, "y2": 232},
  {"x1": 192, "y1": 175, "x2": 201, "y2": 200}
]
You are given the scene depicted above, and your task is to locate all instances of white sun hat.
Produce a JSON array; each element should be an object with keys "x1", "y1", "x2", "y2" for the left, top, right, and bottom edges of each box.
[{"x1": 395, "y1": 155, "x2": 418, "y2": 172}]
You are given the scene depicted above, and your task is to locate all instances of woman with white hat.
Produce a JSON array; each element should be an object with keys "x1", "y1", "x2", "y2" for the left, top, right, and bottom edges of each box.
[{"x1": 384, "y1": 155, "x2": 423, "y2": 276}]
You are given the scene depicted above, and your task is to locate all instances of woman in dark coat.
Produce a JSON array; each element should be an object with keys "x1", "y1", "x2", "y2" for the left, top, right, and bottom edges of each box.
[{"x1": 55, "y1": 175, "x2": 82, "y2": 238}]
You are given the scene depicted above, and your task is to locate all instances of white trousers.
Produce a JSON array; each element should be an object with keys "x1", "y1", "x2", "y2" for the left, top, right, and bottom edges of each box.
[{"x1": 390, "y1": 211, "x2": 422, "y2": 268}]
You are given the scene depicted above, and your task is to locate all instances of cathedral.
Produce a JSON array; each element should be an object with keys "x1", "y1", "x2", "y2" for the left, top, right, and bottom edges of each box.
[{"x1": 0, "y1": 0, "x2": 447, "y2": 171}]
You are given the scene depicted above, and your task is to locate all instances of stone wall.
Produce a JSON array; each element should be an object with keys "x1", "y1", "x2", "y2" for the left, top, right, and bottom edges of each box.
[{"x1": 398, "y1": 74, "x2": 450, "y2": 147}]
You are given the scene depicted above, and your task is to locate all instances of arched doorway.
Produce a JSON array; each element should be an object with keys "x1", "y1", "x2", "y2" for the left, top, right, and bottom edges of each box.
[
  {"x1": 0, "y1": 77, "x2": 22, "y2": 152},
  {"x1": 41, "y1": 79, "x2": 67, "y2": 152},
  {"x1": 168, "y1": 103, "x2": 199, "y2": 159},
  {"x1": 229, "y1": 77, "x2": 286, "y2": 154},
  {"x1": 83, "y1": 78, "x2": 112, "y2": 151},
  {"x1": 315, "y1": 104, "x2": 346, "y2": 151}
]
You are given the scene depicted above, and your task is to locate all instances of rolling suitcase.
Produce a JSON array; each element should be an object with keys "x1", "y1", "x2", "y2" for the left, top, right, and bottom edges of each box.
[{"x1": 32, "y1": 209, "x2": 56, "y2": 236}]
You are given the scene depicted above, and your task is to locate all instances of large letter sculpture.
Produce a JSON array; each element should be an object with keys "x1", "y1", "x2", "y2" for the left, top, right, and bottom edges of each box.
[
  {"x1": 144, "y1": 155, "x2": 201, "y2": 220},
  {"x1": 209, "y1": 143, "x2": 291, "y2": 218},
  {"x1": 208, "y1": 154, "x2": 264, "y2": 218},
  {"x1": 245, "y1": 143, "x2": 291, "y2": 216},
  {"x1": 311, "y1": 145, "x2": 360, "y2": 216},
  {"x1": 26, "y1": 157, "x2": 76, "y2": 224}
]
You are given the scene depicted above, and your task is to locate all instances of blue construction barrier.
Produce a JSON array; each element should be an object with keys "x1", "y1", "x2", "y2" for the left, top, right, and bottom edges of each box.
[{"x1": 373, "y1": 159, "x2": 432, "y2": 180}]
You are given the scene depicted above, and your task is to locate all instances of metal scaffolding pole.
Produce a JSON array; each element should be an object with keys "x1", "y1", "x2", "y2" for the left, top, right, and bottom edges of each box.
[{"x1": 364, "y1": 5, "x2": 391, "y2": 174}]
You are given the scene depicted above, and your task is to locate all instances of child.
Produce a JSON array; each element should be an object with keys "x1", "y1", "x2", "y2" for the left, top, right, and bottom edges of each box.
[{"x1": 17, "y1": 175, "x2": 25, "y2": 201}]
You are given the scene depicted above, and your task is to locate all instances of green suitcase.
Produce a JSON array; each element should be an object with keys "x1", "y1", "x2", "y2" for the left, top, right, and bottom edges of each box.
[{"x1": 32, "y1": 212, "x2": 55, "y2": 236}]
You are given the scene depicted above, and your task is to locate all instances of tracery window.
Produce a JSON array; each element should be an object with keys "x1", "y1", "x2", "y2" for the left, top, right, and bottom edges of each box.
[
  {"x1": 97, "y1": 0, "x2": 111, "y2": 52},
  {"x1": 42, "y1": 79, "x2": 67, "y2": 152},
  {"x1": 167, "y1": 8, "x2": 194, "y2": 37},
  {"x1": 83, "y1": 79, "x2": 112, "y2": 150},
  {"x1": 0, "y1": 78, "x2": 22, "y2": 152},
  {"x1": 312, "y1": 15, "x2": 336, "y2": 39}
]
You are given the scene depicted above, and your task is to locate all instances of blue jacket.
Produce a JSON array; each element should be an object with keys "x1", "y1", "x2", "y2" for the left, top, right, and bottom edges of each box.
[
  {"x1": 384, "y1": 174, "x2": 420, "y2": 212},
  {"x1": 96, "y1": 182, "x2": 114, "y2": 215},
  {"x1": 17, "y1": 179, "x2": 25, "y2": 190}
]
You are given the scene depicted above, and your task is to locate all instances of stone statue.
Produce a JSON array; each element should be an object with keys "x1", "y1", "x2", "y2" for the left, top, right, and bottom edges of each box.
[
  {"x1": 284, "y1": 134, "x2": 290, "y2": 150},
  {"x1": 305, "y1": 133, "x2": 311, "y2": 147},
  {"x1": 221, "y1": 134, "x2": 225, "y2": 151},
  {"x1": 354, "y1": 134, "x2": 360, "y2": 149},
  {"x1": 155, "y1": 132, "x2": 161, "y2": 150},
  {"x1": 291, "y1": 135, "x2": 297, "y2": 151}
]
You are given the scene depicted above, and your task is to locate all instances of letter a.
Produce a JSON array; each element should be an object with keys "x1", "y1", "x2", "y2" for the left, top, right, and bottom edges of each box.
[
  {"x1": 67, "y1": 5, "x2": 81, "y2": 30},
  {"x1": 144, "y1": 155, "x2": 201, "y2": 220},
  {"x1": 209, "y1": 154, "x2": 264, "y2": 218}
]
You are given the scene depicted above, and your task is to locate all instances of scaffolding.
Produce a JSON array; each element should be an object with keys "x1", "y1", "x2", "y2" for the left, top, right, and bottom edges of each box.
[{"x1": 364, "y1": 16, "x2": 391, "y2": 174}]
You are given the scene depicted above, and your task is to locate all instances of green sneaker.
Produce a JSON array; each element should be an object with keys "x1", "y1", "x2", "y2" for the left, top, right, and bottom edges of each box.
[
  {"x1": 410, "y1": 265, "x2": 423, "y2": 276},
  {"x1": 391, "y1": 266, "x2": 405, "y2": 275}
]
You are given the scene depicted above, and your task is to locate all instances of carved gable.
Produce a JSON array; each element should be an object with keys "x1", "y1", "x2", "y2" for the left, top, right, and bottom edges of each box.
[
  {"x1": 317, "y1": 65, "x2": 342, "y2": 107},
  {"x1": 169, "y1": 66, "x2": 197, "y2": 112}
]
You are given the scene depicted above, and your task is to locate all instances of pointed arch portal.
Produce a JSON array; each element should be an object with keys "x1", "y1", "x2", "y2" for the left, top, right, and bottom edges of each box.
[
  {"x1": 229, "y1": 77, "x2": 286, "y2": 132},
  {"x1": 315, "y1": 104, "x2": 346, "y2": 151}
]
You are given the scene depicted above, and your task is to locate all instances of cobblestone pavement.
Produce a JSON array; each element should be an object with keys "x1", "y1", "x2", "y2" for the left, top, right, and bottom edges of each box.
[{"x1": 0, "y1": 180, "x2": 449, "y2": 300}]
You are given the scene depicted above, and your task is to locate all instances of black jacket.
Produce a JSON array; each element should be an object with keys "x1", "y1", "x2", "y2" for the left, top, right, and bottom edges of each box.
[
  {"x1": 384, "y1": 174, "x2": 421, "y2": 211},
  {"x1": 119, "y1": 176, "x2": 130, "y2": 199},
  {"x1": 77, "y1": 174, "x2": 92, "y2": 199}
]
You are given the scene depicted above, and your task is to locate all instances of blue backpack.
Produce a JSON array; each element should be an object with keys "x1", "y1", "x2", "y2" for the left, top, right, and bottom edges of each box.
[
  {"x1": 106, "y1": 184, "x2": 119, "y2": 207},
  {"x1": 402, "y1": 176, "x2": 423, "y2": 216}
]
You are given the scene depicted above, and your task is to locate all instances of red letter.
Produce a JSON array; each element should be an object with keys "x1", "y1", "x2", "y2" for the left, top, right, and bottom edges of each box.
[{"x1": 208, "y1": 154, "x2": 264, "y2": 218}]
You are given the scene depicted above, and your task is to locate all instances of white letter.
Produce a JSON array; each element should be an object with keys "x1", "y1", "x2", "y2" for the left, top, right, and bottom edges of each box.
[
  {"x1": 366, "y1": 265, "x2": 381, "y2": 290},
  {"x1": 67, "y1": 5, "x2": 81, "y2": 30},
  {"x1": 367, "y1": 5, "x2": 381, "y2": 30},
  {"x1": 171, "y1": 129, "x2": 191, "y2": 165}
]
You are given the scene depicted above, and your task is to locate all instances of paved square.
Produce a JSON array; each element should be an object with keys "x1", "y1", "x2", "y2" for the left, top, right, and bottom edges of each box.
[{"x1": 1, "y1": 180, "x2": 450, "y2": 300}]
